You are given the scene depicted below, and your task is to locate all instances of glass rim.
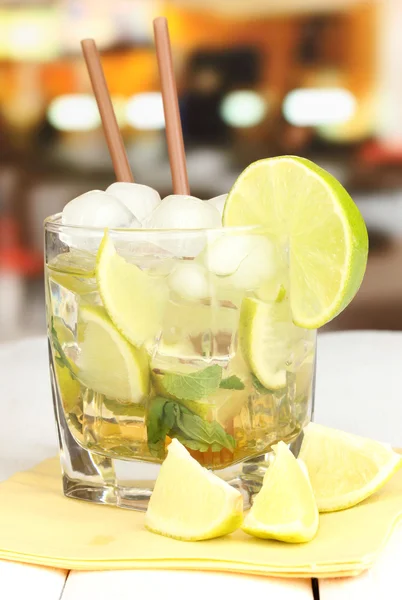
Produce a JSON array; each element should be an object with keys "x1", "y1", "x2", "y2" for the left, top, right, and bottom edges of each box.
[{"x1": 44, "y1": 213, "x2": 269, "y2": 236}]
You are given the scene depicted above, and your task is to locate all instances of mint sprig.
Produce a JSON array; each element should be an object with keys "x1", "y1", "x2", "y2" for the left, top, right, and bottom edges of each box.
[
  {"x1": 103, "y1": 398, "x2": 146, "y2": 418},
  {"x1": 162, "y1": 365, "x2": 222, "y2": 401},
  {"x1": 220, "y1": 375, "x2": 245, "y2": 390},
  {"x1": 50, "y1": 319, "x2": 78, "y2": 381},
  {"x1": 147, "y1": 396, "x2": 236, "y2": 457}
]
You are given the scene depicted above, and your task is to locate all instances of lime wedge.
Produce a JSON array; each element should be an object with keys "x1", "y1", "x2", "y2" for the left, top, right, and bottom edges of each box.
[
  {"x1": 299, "y1": 423, "x2": 402, "y2": 512},
  {"x1": 223, "y1": 156, "x2": 368, "y2": 328},
  {"x1": 242, "y1": 441, "x2": 319, "y2": 542},
  {"x1": 96, "y1": 232, "x2": 168, "y2": 347},
  {"x1": 145, "y1": 439, "x2": 243, "y2": 540},
  {"x1": 76, "y1": 305, "x2": 149, "y2": 402},
  {"x1": 239, "y1": 296, "x2": 305, "y2": 389}
]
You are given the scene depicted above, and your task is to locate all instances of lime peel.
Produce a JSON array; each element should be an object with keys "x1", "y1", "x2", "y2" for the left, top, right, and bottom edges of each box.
[
  {"x1": 239, "y1": 296, "x2": 306, "y2": 389},
  {"x1": 145, "y1": 439, "x2": 243, "y2": 541},
  {"x1": 300, "y1": 423, "x2": 402, "y2": 512},
  {"x1": 223, "y1": 156, "x2": 368, "y2": 329},
  {"x1": 242, "y1": 441, "x2": 319, "y2": 543}
]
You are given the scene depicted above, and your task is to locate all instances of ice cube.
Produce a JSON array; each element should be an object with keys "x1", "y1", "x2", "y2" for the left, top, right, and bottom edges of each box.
[
  {"x1": 168, "y1": 263, "x2": 211, "y2": 301},
  {"x1": 61, "y1": 190, "x2": 139, "y2": 251},
  {"x1": 144, "y1": 195, "x2": 221, "y2": 230},
  {"x1": 62, "y1": 190, "x2": 136, "y2": 228},
  {"x1": 207, "y1": 194, "x2": 227, "y2": 218},
  {"x1": 204, "y1": 234, "x2": 277, "y2": 289},
  {"x1": 144, "y1": 195, "x2": 221, "y2": 257},
  {"x1": 106, "y1": 182, "x2": 161, "y2": 225}
]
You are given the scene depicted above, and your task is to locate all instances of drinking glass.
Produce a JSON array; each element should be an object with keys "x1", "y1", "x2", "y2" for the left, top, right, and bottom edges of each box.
[{"x1": 45, "y1": 215, "x2": 316, "y2": 510}]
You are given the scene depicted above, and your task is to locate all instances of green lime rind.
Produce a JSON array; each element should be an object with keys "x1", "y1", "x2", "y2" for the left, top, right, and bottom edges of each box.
[
  {"x1": 145, "y1": 439, "x2": 243, "y2": 541},
  {"x1": 242, "y1": 441, "x2": 319, "y2": 542},
  {"x1": 292, "y1": 157, "x2": 368, "y2": 327},
  {"x1": 223, "y1": 155, "x2": 368, "y2": 329},
  {"x1": 239, "y1": 296, "x2": 306, "y2": 390}
]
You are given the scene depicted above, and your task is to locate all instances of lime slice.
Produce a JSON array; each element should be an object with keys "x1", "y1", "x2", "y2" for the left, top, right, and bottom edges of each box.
[
  {"x1": 48, "y1": 250, "x2": 96, "y2": 277},
  {"x1": 240, "y1": 296, "x2": 305, "y2": 389},
  {"x1": 299, "y1": 423, "x2": 402, "y2": 512},
  {"x1": 145, "y1": 439, "x2": 243, "y2": 540},
  {"x1": 242, "y1": 441, "x2": 318, "y2": 542},
  {"x1": 223, "y1": 156, "x2": 368, "y2": 328},
  {"x1": 76, "y1": 305, "x2": 149, "y2": 402},
  {"x1": 96, "y1": 232, "x2": 168, "y2": 347}
]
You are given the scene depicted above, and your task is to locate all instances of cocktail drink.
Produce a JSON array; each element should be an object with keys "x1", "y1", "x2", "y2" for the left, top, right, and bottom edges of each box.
[
  {"x1": 46, "y1": 25, "x2": 367, "y2": 513},
  {"x1": 46, "y1": 142, "x2": 368, "y2": 513},
  {"x1": 45, "y1": 189, "x2": 317, "y2": 510}
]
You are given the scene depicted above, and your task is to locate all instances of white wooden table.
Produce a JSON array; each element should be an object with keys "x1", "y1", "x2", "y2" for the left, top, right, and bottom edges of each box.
[{"x1": 1, "y1": 331, "x2": 402, "y2": 599}]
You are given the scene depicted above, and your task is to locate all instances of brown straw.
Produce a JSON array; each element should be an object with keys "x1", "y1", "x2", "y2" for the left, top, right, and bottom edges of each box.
[
  {"x1": 153, "y1": 17, "x2": 190, "y2": 195},
  {"x1": 81, "y1": 39, "x2": 134, "y2": 183}
]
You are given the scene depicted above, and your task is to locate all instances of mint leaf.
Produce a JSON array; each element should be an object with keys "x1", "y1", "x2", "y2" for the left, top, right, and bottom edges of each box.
[
  {"x1": 220, "y1": 375, "x2": 245, "y2": 390},
  {"x1": 50, "y1": 319, "x2": 78, "y2": 381},
  {"x1": 55, "y1": 355, "x2": 66, "y2": 369},
  {"x1": 162, "y1": 365, "x2": 222, "y2": 401},
  {"x1": 173, "y1": 407, "x2": 235, "y2": 451},
  {"x1": 103, "y1": 398, "x2": 146, "y2": 418},
  {"x1": 147, "y1": 397, "x2": 177, "y2": 457},
  {"x1": 146, "y1": 396, "x2": 235, "y2": 457},
  {"x1": 174, "y1": 436, "x2": 210, "y2": 452},
  {"x1": 251, "y1": 373, "x2": 271, "y2": 395}
]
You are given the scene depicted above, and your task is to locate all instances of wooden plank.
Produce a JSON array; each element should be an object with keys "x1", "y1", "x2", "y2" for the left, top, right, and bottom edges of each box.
[
  {"x1": 61, "y1": 570, "x2": 314, "y2": 600},
  {"x1": 319, "y1": 523, "x2": 402, "y2": 599},
  {"x1": 0, "y1": 560, "x2": 68, "y2": 600}
]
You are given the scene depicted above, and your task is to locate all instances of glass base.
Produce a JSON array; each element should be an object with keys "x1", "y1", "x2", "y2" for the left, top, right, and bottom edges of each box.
[
  {"x1": 59, "y1": 432, "x2": 304, "y2": 512},
  {"x1": 60, "y1": 451, "x2": 269, "y2": 512},
  {"x1": 62, "y1": 460, "x2": 158, "y2": 512}
]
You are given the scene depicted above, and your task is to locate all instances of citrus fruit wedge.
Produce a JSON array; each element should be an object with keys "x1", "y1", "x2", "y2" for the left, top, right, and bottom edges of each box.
[
  {"x1": 239, "y1": 296, "x2": 306, "y2": 389},
  {"x1": 242, "y1": 441, "x2": 319, "y2": 542},
  {"x1": 76, "y1": 305, "x2": 149, "y2": 402},
  {"x1": 96, "y1": 232, "x2": 168, "y2": 347},
  {"x1": 145, "y1": 439, "x2": 243, "y2": 540},
  {"x1": 223, "y1": 156, "x2": 368, "y2": 328},
  {"x1": 299, "y1": 423, "x2": 402, "y2": 512}
]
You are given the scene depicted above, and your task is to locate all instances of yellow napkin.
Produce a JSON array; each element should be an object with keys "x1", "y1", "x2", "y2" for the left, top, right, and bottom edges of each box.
[{"x1": 0, "y1": 457, "x2": 402, "y2": 578}]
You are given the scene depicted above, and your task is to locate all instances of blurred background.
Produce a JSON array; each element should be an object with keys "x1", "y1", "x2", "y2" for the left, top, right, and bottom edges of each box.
[{"x1": 0, "y1": 0, "x2": 401, "y2": 340}]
